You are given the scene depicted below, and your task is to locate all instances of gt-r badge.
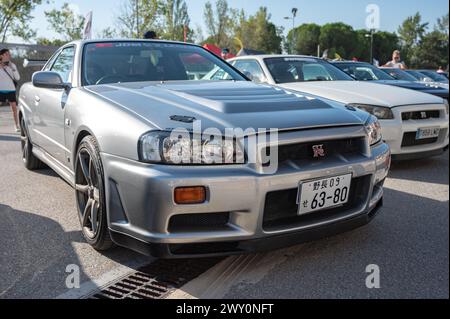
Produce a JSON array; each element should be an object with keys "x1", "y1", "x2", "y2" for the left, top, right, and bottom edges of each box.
[{"x1": 312, "y1": 144, "x2": 325, "y2": 158}]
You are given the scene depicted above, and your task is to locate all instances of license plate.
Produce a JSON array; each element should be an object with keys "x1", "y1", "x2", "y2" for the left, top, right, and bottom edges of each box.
[
  {"x1": 297, "y1": 174, "x2": 352, "y2": 215},
  {"x1": 416, "y1": 127, "x2": 440, "y2": 140}
]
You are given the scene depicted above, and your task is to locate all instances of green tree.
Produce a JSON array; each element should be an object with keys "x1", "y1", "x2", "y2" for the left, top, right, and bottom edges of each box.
[
  {"x1": 353, "y1": 30, "x2": 399, "y2": 64},
  {"x1": 203, "y1": 0, "x2": 237, "y2": 49},
  {"x1": 97, "y1": 27, "x2": 117, "y2": 39},
  {"x1": 116, "y1": 0, "x2": 160, "y2": 38},
  {"x1": 0, "y1": 0, "x2": 44, "y2": 42},
  {"x1": 319, "y1": 22, "x2": 357, "y2": 58},
  {"x1": 45, "y1": 3, "x2": 85, "y2": 41},
  {"x1": 36, "y1": 37, "x2": 67, "y2": 47},
  {"x1": 397, "y1": 12, "x2": 429, "y2": 65},
  {"x1": 412, "y1": 30, "x2": 449, "y2": 69},
  {"x1": 436, "y1": 13, "x2": 449, "y2": 39},
  {"x1": 285, "y1": 23, "x2": 321, "y2": 55},
  {"x1": 235, "y1": 7, "x2": 282, "y2": 53},
  {"x1": 398, "y1": 12, "x2": 429, "y2": 47},
  {"x1": 160, "y1": 0, "x2": 192, "y2": 41}
]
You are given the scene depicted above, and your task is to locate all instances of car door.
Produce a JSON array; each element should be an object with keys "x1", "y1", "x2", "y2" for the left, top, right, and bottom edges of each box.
[
  {"x1": 231, "y1": 60, "x2": 268, "y2": 83},
  {"x1": 34, "y1": 46, "x2": 75, "y2": 166}
]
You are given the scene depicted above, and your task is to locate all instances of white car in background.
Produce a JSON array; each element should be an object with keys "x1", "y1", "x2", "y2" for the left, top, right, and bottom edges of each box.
[{"x1": 228, "y1": 55, "x2": 449, "y2": 160}]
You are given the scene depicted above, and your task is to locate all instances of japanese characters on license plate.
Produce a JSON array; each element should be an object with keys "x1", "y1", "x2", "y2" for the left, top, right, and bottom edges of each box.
[
  {"x1": 297, "y1": 174, "x2": 352, "y2": 215},
  {"x1": 416, "y1": 127, "x2": 440, "y2": 140}
]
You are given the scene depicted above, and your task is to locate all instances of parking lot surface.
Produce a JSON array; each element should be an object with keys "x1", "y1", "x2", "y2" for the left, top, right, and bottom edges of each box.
[{"x1": 0, "y1": 106, "x2": 448, "y2": 299}]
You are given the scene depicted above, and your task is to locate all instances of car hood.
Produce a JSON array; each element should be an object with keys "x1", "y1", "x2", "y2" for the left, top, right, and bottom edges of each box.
[
  {"x1": 279, "y1": 81, "x2": 444, "y2": 108},
  {"x1": 373, "y1": 80, "x2": 448, "y2": 93},
  {"x1": 86, "y1": 81, "x2": 366, "y2": 133}
]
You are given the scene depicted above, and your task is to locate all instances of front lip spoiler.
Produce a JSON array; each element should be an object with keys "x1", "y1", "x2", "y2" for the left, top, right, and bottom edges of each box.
[{"x1": 109, "y1": 199, "x2": 383, "y2": 259}]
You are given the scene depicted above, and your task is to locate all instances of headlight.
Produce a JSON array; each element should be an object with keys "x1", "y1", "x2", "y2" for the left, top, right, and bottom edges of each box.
[
  {"x1": 139, "y1": 131, "x2": 245, "y2": 165},
  {"x1": 365, "y1": 116, "x2": 383, "y2": 146},
  {"x1": 348, "y1": 104, "x2": 394, "y2": 120},
  {"x1": 444, "y1": 99, "x2": 449, "y2": 115}
]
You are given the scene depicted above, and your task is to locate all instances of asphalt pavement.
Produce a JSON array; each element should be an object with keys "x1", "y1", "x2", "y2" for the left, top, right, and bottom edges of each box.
[{"x1": 0, "y1": 105, "x2": 448, "y2": 299}]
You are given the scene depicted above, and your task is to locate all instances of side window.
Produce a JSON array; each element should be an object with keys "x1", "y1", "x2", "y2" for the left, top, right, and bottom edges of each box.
[
  {"x1": 302, "y1": 64, "x2": 332, "y2": 81},
  {"x1": 233, "y1": 60, "x2": 267, "y2": 83},
  {"x1": 50, "y1": 46, "x2": 75, "y2": 83},
  {"x1": 43, "y1": 51, "x2": 61, "y2": 71}
]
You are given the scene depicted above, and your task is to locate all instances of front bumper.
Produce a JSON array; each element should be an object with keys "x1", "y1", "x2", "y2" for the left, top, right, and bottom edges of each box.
[
  {"x1": 101, "y1": 127, "x2": 390, "y2": 258},
  {"x1": 380, "y1": 104, "x2": 449, "y2": 157}
]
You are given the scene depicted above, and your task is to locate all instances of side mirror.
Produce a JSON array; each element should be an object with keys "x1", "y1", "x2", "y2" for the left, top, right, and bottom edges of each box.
[{"x1": 32, "y1": 71, "x2": 71, "y2": 90}]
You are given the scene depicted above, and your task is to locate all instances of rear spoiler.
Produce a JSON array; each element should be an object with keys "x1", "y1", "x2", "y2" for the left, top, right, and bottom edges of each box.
[{"x1": 23, "y1": 59, "x2": 48, "y2": 68}]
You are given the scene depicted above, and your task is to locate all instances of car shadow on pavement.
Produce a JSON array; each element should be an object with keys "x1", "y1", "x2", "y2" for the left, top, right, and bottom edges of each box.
[
  {"x1": 218, "y1": 186, "x2": 449, "y2": 299},
  {"x1": 0, "y1": 203, "x2": 149, "y2": 299},
  {"x1": 0, "y1": 203, "x2": 87, "y2": 299},
  {"x1": 389, "y1": 151, "x2": 449, "y2": 185}
]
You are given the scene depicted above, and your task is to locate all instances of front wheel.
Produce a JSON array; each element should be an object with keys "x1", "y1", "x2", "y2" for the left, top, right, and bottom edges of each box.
[
  {"x1": 20, "y1": 117, "x2": 44, "y2": 170},
  {"x1": 75, "y1": 136, "x2": 113, "y2": 251}
]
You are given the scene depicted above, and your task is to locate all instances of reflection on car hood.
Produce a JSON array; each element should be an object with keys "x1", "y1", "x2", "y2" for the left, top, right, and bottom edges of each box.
[
  {"x1": 86, "y1": 81, "x2": 365, "y2": 132},
  {"x1": 373, "y1": 80, "x2": 448, "y2": 93},
  {"x1": 279, "y1": 81, "x2": 445, "y2": 108}
]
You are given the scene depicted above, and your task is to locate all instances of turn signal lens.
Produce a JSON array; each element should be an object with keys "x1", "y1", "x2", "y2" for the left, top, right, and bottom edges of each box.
[{"x1": 174, "y1": 187, "x2": 206, "y2": 204}]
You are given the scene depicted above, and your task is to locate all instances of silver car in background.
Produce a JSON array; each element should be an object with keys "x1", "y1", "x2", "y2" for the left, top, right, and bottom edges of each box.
[{"x1": 18, "y1": 40, "x2": 390, "y2": 258}]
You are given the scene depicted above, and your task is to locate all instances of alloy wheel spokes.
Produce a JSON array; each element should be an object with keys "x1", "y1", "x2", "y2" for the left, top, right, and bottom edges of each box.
[
  {"x1": 23, "y1": 144, "x2": 28, "y2": 160},
  {"x1": 78, "y1": 152, "x2": 91, "y2": 185},
  {"x1": 93, "y1": 187, "x2": 100, "y2": 202},
  {"x1": 90, "y1": 201, "x2": 99, "y2": 233},
  {"x1": 21, "y1": 123, "x2": 27, "y2": 159},
  {"x1": 82, "y1": 198, "x2": 94, "y2": 228},
  {"x1": 75, "y1": 184, "x2": 90, "y2": 194},
  {"x1": 77, "y1": 149, "x2": 101, "y2": 237}
]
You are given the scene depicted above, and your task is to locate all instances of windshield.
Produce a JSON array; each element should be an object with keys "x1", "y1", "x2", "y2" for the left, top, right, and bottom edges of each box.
[
  {"x1": 381, "y1": 68, "x2": 418, "y2": 82},
  {"x1": 264, "y1": 57, "x2": 354, "y2": 84},
  {"x1": 333, "y1": 63, "x2": 394, "y2": 81},
  {"x1": 418, "y1": 70, "x2": 449, "y2": 83},
  {"x1": 82, "y1": 41, "x2": 245, "y2": 86},
  {"x1": 406, "y1": 70, "x2": 433, "y2": 82}
]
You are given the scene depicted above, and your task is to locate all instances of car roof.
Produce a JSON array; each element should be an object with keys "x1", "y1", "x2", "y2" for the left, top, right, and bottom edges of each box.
[
  {"x1": 66, "y1": 39, "x2": 201, "y2": 48},
  {"x1": 229, "y1": 54, "x2": 322, "y2": 61},
  {"x1": 330, "y1": 60, "x2": 370, "y2": 64}
]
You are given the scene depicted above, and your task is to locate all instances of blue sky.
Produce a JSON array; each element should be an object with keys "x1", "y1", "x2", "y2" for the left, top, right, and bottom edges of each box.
[{"x1": 20, "y1": 0, "x2": 450, "y2": 42}]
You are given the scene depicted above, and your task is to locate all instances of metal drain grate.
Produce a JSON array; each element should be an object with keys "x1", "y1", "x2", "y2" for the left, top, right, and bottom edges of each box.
[{"x1": 88, "y1": 258, "x2": 223, "y2": 299}]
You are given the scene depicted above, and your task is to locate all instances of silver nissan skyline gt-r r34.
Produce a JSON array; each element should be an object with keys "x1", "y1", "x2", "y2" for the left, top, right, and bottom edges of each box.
[{"x1": 18, "y1": 40, "x2": 391, "y2": 258}]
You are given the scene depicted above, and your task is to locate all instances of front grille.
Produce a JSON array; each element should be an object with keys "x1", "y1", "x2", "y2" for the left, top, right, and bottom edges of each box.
[
  {"x1": 402, "y1": 110, "x2": 440, "y2": 121},
  {"x1": 401, "y1": 132, "x2": 438, "y2": 147},
  {"x1": 262, "y1": 175, "x2": 371, "y2": 231},
  {"x1": 168, "y1": 212, "x2": 230, "y2": 232},
  {"x1": 263, "y1": 138, "x2": 365, "y2": 167}
]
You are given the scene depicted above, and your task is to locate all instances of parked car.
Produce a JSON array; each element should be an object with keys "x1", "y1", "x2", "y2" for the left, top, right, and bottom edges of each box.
[
  {"x1": 416, "y1": 70, "x2": 449, "y2": 84},
  {"x1": 18, "y1": 40, "x2": 390, "y2": 258},
  {"x1": 404, "y1": 69, "x2": 445, "y2": 83},
  {"x1": 380, "y1": 67, "x2": 449, "y2": 90},
  {"x1": 331, "y1": 61, "x2": 449, "y2": 101},
  {"x1": 228, "y1": 55, "x2": 449, "y2": 160}
]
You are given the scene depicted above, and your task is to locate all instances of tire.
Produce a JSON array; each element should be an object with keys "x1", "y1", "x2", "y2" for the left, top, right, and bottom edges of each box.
[
  {"x1": 75, "y1": 135, "x2": 114, "y2": 251},
  {"x1": 20, "y1": 117, "x2": 44, "y2": 170}
]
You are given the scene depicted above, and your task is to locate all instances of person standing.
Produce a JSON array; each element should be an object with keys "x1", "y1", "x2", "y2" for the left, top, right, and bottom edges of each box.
[
  {"x1": 436, "y1": 66, "x2": 445, "y2": 74},
  {"x1": 0, "y1": 49, "x2": 20, "y2": 132},
  {"x1": 221, "y1": 48, "x2": 230, "y2": 60},
  {"x1": 383, "y1": 50, "x2": 407, "y2": 70}
]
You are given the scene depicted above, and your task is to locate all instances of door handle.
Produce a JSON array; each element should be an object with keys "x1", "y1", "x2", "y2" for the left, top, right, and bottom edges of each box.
[{"x1": 34, "y1": 95, "x2": 40, "y2": 103}]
